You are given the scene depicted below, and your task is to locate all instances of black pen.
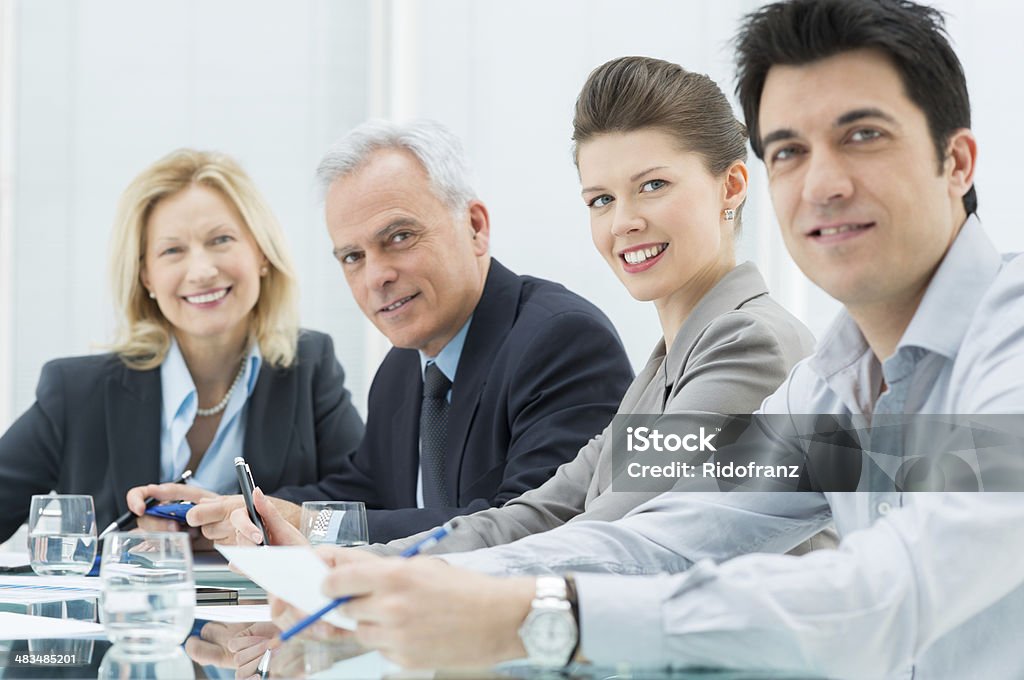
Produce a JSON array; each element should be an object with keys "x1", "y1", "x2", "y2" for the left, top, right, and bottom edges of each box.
[
  {"x1": 234, "y1": 457, "x2": 270, "y2": 545},
  {"x1": 99, "y1": 469, "x2": 193, "y2": 539}
]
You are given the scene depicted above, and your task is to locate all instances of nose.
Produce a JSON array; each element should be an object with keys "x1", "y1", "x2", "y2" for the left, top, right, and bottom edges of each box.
[
  {"x1": 185, "y1": 251, "x2": 218, "y2": 285},
  {"x1": 801, "y1": 147, "x2": 854, "y2": 207},
  {"x1": 610, "y1": 201, "x2": 646, "y2": 238},
  {"x1": 364, "y1": 253, "x2": 398, "y2": 292}
]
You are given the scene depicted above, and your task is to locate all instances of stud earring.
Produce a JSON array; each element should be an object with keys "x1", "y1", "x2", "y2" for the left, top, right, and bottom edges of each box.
[
  {"x1": 723, "y1": 208, "x2": 736, "y2": 222},
  {"x1": 148, "y1": 291, "x2": 156, "y2": 299},
  {"x1": 260, "y1": 265, "x2": 269, "y2": 276}
]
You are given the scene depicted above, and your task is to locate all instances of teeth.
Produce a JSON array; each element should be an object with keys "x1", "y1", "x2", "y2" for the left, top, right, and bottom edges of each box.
[
  {"x1": 624, "y1": 244, "x2": 667, "y2": 265},
  {"x1": 818, "y1": 224, "x2": 866, "y2": 236},
  {"x1": 186, "y1": 289, "x2": 227, "y2": 304},
  {"x1": 384, "y1": 296, "x2": 412, "y2": 312}
]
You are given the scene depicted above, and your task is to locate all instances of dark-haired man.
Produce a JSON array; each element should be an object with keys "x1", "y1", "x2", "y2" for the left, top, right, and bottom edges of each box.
[{"x1": 264, "y1": 1, "x2": 1024, "y2": 676}]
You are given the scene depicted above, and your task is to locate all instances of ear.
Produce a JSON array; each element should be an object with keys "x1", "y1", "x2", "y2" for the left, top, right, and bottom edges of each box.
[
  {"x1": 467, "y1": 200, "x2": 491, "y2": 256},
  {"x1": 140, "y1": 268, "x2": 151, "y2": 295},
  {"x1": 722, "y1": 160, "x2": 749, "y2": 211},
  {"x1": 945, "y1": 128, "x2": 977, "y2": 202}
]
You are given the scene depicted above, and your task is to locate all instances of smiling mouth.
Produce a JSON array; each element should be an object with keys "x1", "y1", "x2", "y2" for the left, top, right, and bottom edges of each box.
[
  {"x1": 379, "y1": 294, "x2": 418, "y2": 313},
  {"x1": 622, "y1": 243, "x2": 668, "y2": 265},
  {"x1": 809, "y1": 222, "x2": 874, "y2": 237},
  {"x1": 184, "y1": 288, "x2": 229, "y2": 304}
]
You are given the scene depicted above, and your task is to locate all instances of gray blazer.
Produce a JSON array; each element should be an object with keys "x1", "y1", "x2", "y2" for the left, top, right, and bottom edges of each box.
[{"x1": 378, "y1": 263, "x2": 821, "y2": 559}]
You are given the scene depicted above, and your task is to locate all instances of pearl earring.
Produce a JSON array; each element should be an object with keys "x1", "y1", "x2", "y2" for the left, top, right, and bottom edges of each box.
[
  {"x1": 260, "y1": 266, "x2": 269, "y2": 276},
  {"x1": 723, "y1": 209, "x2": 736, "y2": 221},
  {"x1": 148, "y1": 291, "x2": 156, "y2": 299}
]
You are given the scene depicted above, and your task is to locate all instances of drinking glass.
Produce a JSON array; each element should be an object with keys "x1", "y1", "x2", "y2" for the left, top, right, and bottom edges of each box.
[
  {"x1": 98, "y1": 644, "x2": 194, "y2": 679},
  {"x1": 300, "y1": 501, "x2": 368, "y2": 547},
  {"x1": 99, "y1": 532, "x2": 195, "y2": 651},
  {"x1": 27, "y1": 494, "x2": 97, "y2": 576}
]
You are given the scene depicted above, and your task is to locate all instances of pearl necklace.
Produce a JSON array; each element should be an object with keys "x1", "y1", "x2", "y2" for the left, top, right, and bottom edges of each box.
[{"x1": 196, "y1": 359, "x2": 247, "y2": 418}]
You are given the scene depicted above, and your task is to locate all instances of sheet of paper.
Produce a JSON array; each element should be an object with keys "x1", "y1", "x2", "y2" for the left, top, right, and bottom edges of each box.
[
  {"x1": 194, "y1": 604, "x2": 272, "y2": 623},
  {"x1": 0, "y1": 612, "x2": 106, "y2": 639},
  {"x1": 0, "y1": 552, "x2": 30, "y2": 568},
  {"x1": 216, "y1": 546, "x2": 355, "y2": 630},
  {"x1": 0, "y1": 575, "x2": 100, "y2": 604}
]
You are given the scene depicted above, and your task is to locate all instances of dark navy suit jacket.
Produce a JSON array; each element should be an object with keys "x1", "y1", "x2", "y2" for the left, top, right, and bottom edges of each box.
[
  {"x1": 274, "y1": 259, "x2": 633, "y2": 543},
  {"x1": 0, "y1": 330, "x2": 364, "y2": 542}
]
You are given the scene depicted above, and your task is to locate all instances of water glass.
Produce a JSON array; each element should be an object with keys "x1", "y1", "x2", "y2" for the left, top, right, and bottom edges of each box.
[
  {"x1": 27, "y1": 494, "x2": 97, "y2": 576},
  {"x1": 98, "y1": 644, "x2": 194, "y2": 679},
  {"x1": 300, "y1": 501, "x2": 368, "y2": 546},
  {"x1": 99, "y1": 532, "x2": 195, "y2": 651}
]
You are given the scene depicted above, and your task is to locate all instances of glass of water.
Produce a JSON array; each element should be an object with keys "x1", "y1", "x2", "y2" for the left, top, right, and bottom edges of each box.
[
  {"x1": 99, "y1": 532, "x2": 195, "y2": 651},
  {"x1": 27, "y1": 494, "x2": 97, "y2": 576},
  {"x1": 300, "y1": 501, "x2": 368, "y2": 547}
]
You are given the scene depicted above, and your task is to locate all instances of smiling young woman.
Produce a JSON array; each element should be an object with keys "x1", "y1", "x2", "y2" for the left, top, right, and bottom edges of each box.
[{"x1": 0, "y1": 149, "x2": 364, "y2": 543}]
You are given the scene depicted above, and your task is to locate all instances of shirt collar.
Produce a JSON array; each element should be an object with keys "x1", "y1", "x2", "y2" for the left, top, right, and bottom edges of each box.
[
  {"x1": 161, "y1": 336, "x2": 263, "y2": 423},
  {"x1": 418, "y1": 315, "x2": 472, "y2": 383},
  {"x1": 810, "y1": 214, "x2": 1002, "y2": 378}
]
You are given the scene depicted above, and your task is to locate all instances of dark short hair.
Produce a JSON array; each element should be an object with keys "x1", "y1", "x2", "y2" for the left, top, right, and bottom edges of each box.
[{"x1": 735, "y1": 0, "x2": 976, "y2": 215}]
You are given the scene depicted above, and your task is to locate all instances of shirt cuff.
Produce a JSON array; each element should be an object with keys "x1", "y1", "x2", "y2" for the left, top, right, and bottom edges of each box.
[{"x1": 574, "y1": 573, "x2": 671, "y2": 666}]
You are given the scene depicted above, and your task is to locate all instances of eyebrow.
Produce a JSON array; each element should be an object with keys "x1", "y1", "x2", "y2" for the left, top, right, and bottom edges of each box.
[
  {"x1": 580, "y1": 166, "x2": 669, "y2": 195},
  {"x1": 760, "y1": 107, "x2": 899, "y2": 149},
  {"x1": 333, "y1": 217, "x2": 420, "y2": 256}
]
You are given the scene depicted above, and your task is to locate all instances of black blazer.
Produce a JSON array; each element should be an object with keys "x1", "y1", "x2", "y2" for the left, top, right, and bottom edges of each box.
[
  {"x1": 274, "y1": 260, "x2": 633, "y2": 542},
  {"x1": 0, "y1": 330, "x2": 364, "y2": 542}
]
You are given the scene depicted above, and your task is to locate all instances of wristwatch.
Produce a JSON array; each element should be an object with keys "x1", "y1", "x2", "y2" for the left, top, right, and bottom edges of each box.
[{"x1": 517, "y1": 576, "x2": 579, "y2": 667}]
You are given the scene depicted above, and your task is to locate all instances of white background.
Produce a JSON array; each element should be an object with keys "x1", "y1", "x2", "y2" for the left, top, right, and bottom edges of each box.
[{"x1": 1, "y1": 0, "x2": 1021, "y2": 427}]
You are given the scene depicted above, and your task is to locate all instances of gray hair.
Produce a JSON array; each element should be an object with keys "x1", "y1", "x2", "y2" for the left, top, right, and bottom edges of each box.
[{"x1": 316, "y1": 119, "x2": 478, "y2": 213}]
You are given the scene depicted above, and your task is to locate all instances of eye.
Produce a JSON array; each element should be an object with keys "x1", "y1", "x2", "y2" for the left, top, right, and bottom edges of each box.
[
  {"x1": 390, "y1": 231, "x2": 412, "y2": 244},
  {"x1": 849, "y1": 128, "x2": 883, "y2": 143},
  {"x1": 640, "y1": 179, "x2": 667, "y2": 193},
  {"x1": 211, "y1": 234, "x2": 234, "y2": 246},
  {"x1": 159, "y1": 246, "x2": 183, "y2": 257},
  {"x1": 769, "y1": 145, "x2": 804, "y2": 165},
  {"x1": 587, "y1": 194, "x2": 613, "y2": 209},
  {"x1": 338, "y1": 251, "x2": 363, "y2": 265}
]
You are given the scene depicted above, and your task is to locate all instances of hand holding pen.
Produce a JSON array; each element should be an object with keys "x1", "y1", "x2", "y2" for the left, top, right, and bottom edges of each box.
[
  {"x1": 106, "y1": 469, "x2": 194, "y2": 539},
  {"x1": 255, "y1": 523, "x2": 453, "y2": 676}
]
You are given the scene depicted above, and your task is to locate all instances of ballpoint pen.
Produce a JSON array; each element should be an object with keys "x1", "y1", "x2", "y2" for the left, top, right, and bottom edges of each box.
[{"x1": 98, "y1": 469, "x2": 193, "y2": 539}]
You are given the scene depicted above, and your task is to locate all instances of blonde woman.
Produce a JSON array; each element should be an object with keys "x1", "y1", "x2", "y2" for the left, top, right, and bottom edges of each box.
[{"x1": 0, "y1": 149, "x2": 363, "y2": 541}]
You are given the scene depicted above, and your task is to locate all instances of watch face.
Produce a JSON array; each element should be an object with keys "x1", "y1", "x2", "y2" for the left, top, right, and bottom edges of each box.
[{"x1": 524, "y1": 610, "x2": 576, "y2": 655}]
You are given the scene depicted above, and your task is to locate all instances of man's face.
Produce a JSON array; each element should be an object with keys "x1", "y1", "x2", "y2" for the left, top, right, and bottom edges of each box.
[
  {"x1": 325, "y1": 149, "x2": 489, "y2": 356},
  {"x1": 759, "y1": 49, "x2": 970, "y2": 314}
]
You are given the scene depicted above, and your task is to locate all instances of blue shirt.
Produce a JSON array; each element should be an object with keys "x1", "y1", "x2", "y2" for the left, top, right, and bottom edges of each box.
[
  {"x1": 447, "y1": 217, "x2": 1024, "y2": 677},
  {"x1": 159, "y1": 338, "x2": 262, "y2": 494}
]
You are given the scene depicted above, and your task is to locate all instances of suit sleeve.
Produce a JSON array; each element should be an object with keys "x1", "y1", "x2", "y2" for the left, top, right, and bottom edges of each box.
[
  {"x1": 0, "y1": 362, "x2": 67, "y2": 542},
  {"x1": 271, "y1": 334, "x2": 371, "y2": 505},
  {"x1": 362, "y1": 310, "x2": 633, "y2": 543}
]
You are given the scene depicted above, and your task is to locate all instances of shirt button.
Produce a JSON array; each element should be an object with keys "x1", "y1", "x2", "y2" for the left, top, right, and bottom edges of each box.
[{"x1": 877, "y1": 501, "x2": 893, "y2": 516}]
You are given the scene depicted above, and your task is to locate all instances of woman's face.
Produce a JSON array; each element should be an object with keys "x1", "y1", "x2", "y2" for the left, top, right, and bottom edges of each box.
[
  {"x1": 141, "y1": 183, "x2": 266, "y2": 353},
  {"x1": 578, "y1": 129, "x2": 738, "y2": 309}
]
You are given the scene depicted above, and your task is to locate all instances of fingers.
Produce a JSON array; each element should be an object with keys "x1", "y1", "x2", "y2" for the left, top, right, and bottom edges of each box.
[
  {"x1": 313, "y1": 544, "x2": 380, "y2": 568},
  {"x1": 229, "y1": 507, "x2": 264, "y2": 546},
  {"x1": 135, "y1": 515, "x2": 183, "y2": 533},
  {"x1": 254, "y1": 489, "x2": 307, "y2": 546},
  {"x1": 321, "y1": 556, "x2": 393, "y2": 601}
]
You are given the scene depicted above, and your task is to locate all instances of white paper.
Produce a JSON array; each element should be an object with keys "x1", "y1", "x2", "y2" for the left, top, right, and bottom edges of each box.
[
  {"x1": 194, "y1": 604, "x2": 272, "y2": 623},
  {"x1": 0, "y1": 612, "x2": 105, "y2": 639},
  {"x1": 0, "y1": 552, "x2": 30, "y2": 568},
  {"x1": 311, "y1": 651, "x2": 401, "y2": 679},
  {"x1": 0, "y1": 575, "x2": 100, "y2": 604},
  {"x1": 216, "y1": 545, "x2": 355, "y2": 630}
]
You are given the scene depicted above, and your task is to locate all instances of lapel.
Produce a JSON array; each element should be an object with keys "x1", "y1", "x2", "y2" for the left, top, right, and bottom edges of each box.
[
  {"x1": 444, "y1": 259, "x2": 522, "y2": 501},
  {"x1": 105, "y1": 362, "x2": 161, "y2": 516},
  {"x1": 243, "y1": 362, "x2": 296, "y2": 489}
]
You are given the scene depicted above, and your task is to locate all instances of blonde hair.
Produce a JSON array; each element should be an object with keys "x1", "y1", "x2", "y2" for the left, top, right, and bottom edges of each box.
[{"x1": 109, "y1": 149, "x2": 299, "y2": 370}]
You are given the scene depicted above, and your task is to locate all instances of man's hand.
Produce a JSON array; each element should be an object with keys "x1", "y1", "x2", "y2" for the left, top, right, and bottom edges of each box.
[
  {"x1": 229, "y1": 488, "x2": 308, "y2": 546},
  {"x1": 320, "y1": 554, "x2": 534, "y2": 669},
  {"x1": 186, "y1": 492, "x2": 300, "y2": 545}
]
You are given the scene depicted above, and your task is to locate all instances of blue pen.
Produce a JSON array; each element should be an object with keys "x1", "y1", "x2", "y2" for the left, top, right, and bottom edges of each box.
[{"x1": 277, "y1": 521, "x2": 453, "y2": 643}]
